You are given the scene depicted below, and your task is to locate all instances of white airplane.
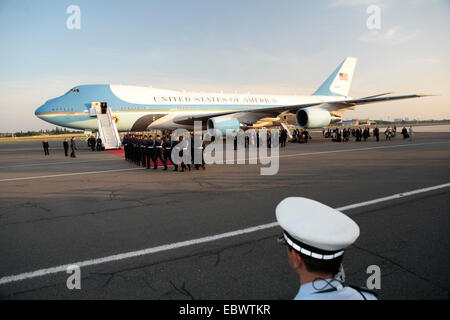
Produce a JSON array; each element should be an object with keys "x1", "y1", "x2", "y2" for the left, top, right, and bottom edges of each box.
[{"x1": 35, "y1": 57, "x2": 427, "y2": 133}]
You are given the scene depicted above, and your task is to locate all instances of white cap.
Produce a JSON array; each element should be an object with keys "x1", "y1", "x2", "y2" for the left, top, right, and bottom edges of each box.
[{"x1": 276, "y1": 197, "x2": 360, "y2": 260}]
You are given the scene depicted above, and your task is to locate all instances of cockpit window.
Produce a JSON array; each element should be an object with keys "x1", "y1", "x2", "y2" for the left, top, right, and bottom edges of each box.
[{"x1": 64, "y1": 88, "x2": 80, "y2": 95}]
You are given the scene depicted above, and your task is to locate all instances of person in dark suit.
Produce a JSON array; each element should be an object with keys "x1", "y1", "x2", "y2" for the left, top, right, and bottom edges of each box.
[
  {"x1": 401, "y1": 127, "x2": 408, "y2": 140},
  {"x1": 63, "y1": 139, "x2": 69, "y2": 157},
  {"x1": 96, "y1": 137, "x2": 102, "y2": 151},
  {"x1": 363, "y1": 127, "x2": 370, "y2": 142},
  {"x1": 145, "y1": 135, "x2": 154, "y2": 169},
  {"x1": 42, "y1": 140, "x2": 49, "y2": 156},
  {"x1": 373, "y1": 126, "x2": 380, "y2": 142},
  {"x1": 88, "y1": 136, "x2": 96, "y2": 151},
  {"x1": 70, "y1": 137, "x2": 77, "y2": 158},
  {"x1": 280, "y1": 129, "x2": 288, "y2": 147},
  {"x1": 153, "y1": 135, "x2": 166, "y2": 170},
  {"x1": 162, "y1": 135, "x2": 172, "y2": 171}
]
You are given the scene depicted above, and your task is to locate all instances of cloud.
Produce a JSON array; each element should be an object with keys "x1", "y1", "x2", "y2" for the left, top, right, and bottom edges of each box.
[{"x1": 358, "y1": 26, "x2": 417, "y2": 45}]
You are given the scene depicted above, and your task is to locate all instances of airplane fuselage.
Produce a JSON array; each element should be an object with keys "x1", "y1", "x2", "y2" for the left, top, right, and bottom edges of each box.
[{"x1": 35, "y1": 84, "x2": 347, "y2": 132}]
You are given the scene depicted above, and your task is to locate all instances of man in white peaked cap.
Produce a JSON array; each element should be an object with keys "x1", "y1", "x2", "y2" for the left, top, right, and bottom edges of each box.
[{"x1": 276, "y1": 197, "x2": 377, "y2": 300}]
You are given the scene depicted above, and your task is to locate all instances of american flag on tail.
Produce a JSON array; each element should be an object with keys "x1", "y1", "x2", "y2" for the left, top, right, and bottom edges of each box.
[{"x1": 339, "y1": 72, "x2": 348, "y2": 81}]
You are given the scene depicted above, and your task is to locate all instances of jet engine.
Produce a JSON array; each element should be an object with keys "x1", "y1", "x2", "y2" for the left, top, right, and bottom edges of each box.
[
  {"x1": 296, "y1": 107, "x2": 340, "y2": 128},
  {"x1": 207, "y1": 116, "x2": 241, "y2": 135}
]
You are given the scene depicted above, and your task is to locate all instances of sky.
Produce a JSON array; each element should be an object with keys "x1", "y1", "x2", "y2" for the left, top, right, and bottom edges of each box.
[{"x1": 0, "y1": 0, "x2": 449, "y2": 132}]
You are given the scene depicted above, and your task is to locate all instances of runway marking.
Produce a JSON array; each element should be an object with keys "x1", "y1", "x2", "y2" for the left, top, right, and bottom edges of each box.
[
  {"x1": 279, "y1": 140, "x2": 449, "y2": 158},
  {"x1": 0, "y1": 141, "x2": 448, "y2": 183},
  {"x1": 0, "y1": 167, "x2": 144, "y2": 182},
  {"x1": 337, "y1": 183, "x2": 450, "y2": 211},
  {"x1": 0, "y1": 158, "x2": 122, "y2": 169},
  {"x1": 1, "y1": 181, "x2": 449, "y2": 285},
  {"x1": 245, "y1": 140, "x2": 450, "y2": 162}
]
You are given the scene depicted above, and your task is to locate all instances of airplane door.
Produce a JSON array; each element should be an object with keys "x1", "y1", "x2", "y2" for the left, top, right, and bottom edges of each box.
[{"x1": 101, "y1": 102, "x2": 107, "y2": 114}]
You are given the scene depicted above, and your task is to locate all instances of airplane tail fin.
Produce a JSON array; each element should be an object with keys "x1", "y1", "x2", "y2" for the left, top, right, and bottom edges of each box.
[{"x1": 313, "y1": 57, "x2": 357, "y2": 97}]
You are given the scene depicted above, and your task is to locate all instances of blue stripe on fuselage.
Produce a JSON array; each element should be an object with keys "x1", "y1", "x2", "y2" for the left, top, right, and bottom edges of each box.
[
  {"x1": 36, "y1": 84, "x2": 281, "y2": 113},
  {"x1": 34, "y1": 84, "x2": 282, "y2": 130}
]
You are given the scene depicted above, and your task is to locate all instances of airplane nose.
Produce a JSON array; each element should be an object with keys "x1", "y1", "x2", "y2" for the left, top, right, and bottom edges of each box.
[{"x1": 35, "y1": 103, "x2": 46, "y2": 117}]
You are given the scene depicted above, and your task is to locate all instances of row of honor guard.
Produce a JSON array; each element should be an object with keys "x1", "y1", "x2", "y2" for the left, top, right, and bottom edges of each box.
[{"x1": 122, "y1": 133, "x2": 205, "y2": 171}]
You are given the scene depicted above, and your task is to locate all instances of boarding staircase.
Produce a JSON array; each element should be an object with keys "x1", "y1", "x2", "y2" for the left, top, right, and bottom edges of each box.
[
  {"x1": 90, "y1": 103, "x2": 121, "y2": 150},
  {"x1": 280, "y1": 122, "x2": 293, "y2": 139}
]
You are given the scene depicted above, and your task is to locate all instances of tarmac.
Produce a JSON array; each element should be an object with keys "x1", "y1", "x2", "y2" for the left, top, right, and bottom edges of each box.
[{"x1": 0, "y1": 127, "x2": 449, "y2": 300}]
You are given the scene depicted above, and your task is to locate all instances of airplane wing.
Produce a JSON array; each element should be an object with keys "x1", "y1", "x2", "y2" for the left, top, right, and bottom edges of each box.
[
  {"x1": 318, "y1": 94, "x2": 430, "y2": 110},
  {"x1": 255, "y1": 94, "x2": 431, "y2": 115},
  {"x1": 357, "y1": 92, "x2": 393, "y2": 99},
  {"x1": 172, "y1": 94, "x2": 430, "y2": 126},
  {"x1": 322, "y1": 94, "x2": 432, "y2": 115}
]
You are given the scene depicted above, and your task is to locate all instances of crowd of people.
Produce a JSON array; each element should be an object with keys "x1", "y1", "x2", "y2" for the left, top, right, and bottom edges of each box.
[
  {"x1": 323, "y1": 126, "x2": 414, "y2": 142},
  {"x1": 41, "y1": 126, "x2": 416, "y2": 161},
  {"x1": 87, "y1": 135, "x2": 104, "y2": 151},
  {"x1": 291, "y1": 129, "x2": 312, "y2": 143},
  {"x1": 230, "y1": 128, "x2": 289, "y2": 149},
  {"x1": 42, "y1": 137, "x2": 78, "y2": 157},
  {"x1": 40, "y1": 135, "x2": 106, "y2": 158},
  {"x1": 123, "y1": 129, "x2": 292, "y2": 172}
]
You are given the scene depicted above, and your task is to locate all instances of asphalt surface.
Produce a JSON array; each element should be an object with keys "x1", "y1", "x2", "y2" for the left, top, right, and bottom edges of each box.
[{"x1": 0, "y1": 129, "x2": 449, "y2": 300}]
